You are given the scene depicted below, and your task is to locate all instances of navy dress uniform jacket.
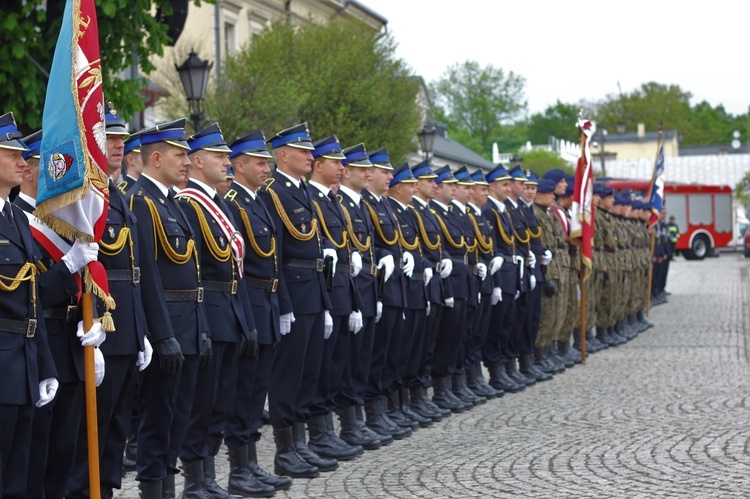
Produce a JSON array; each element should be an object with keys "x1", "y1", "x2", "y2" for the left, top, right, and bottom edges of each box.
[
  {"x1": 409, "y1": 199, "x2": 451, "y2": 304},
  {"x1": 389, "y1": 198, "x2": 427, "y2": 310},
  {"x1": 225, "y1": 183, "x2": 280, "y2": 345},
  {"x1": 481, "y1": 201, "x2": 519, "y2": 295},
  {"x1": 430, "y1": 201, "x2": 471, "y2": 300}
]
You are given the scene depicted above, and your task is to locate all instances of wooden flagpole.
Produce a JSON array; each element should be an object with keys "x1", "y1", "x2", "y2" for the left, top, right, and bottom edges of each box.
[
  {"x1": 646, "y1": 230, "x2": 655, "y2": 316},
  {"x1": 82, "y1": 290, "x2": 101, "y2": 499}
]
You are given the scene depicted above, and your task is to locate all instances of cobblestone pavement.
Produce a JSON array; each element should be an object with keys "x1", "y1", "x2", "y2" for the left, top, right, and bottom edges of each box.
[{"x1": 119, "y1": 253, "x2": 750, "y2": 497}]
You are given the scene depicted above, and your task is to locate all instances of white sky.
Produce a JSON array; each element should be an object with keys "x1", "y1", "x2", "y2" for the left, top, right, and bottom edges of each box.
[{"x1": 369, "y1": 0, "x2": 749, "y2": 118}]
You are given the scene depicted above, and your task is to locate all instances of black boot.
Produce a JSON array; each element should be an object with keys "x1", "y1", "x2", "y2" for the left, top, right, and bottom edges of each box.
[
  {"x1": 422, "y1": 384, "x2": 452, "y2": 417},
  {"x1": 337, "y1": 405, "x2": 381, "y2": 450},
  {"x1": 247, "y1": 441, "x2": 292, "y2": 491},
  {"x1": 138, "y1": 480, "x2": 162, "y2": 499},
  {"x1": 535, "y1": 346, "x2": 557, "y2": 374},
  {"x1": 520, "y1": 354, "x2": 552, "y2": 381},
  {"x1": 507, "y1": 358, "x2": 536, "y2": 386},
  {"x1": 637, "y1": 310, "x2": 653, "y2": 330},
  {"x1": 385, "y1": 392, "x2": 419, "y2": 429},
  {"x1": 431, "y1": 376, "x2": 465, "y2": 413},
  {"x1": 409, "y1": 385, "x2": 443, "y2": 422},
  {"x1": 399, "y1": 388, "x2": 432, "y2": 427},
  {"x1": 307, "y1": 414, "x2": 360, "y2": 461},
  {"x1": 163, "y1": 474, "x2": 176, "y2": 499},
  {"x1": 273, "y1": 426, "x2": 319, "y2": 479},
  {"x1": 226, "y1": 446, "x2": 275, "y2": 498},
  {"x1": 364, "y1": 398, "x2": 409, "y2": 440},
  {"x1": 292, "y1": 422, "x2": 338, "y2": 472},
  {"x1": 180, "y1": 460, "x2": 213, "y2": 499},
  {"x1": 379, "y1": 396, "x2": 414, "y2": 437},
  {"x1": 453, "y1": 372, "x2": 485, "y2": 405},
  {"x1": 587, "y1": 329, "x2": 606, "y2": 351},
  {"x1": 555, "y1": 341, "x2": 576, "y2": 367},
  {"x1": 546, "y1": 345, "x2": 567, "y2": 373},
  {"x1": 356, "y1": 403, "x2": 393, "y2": 445},
  {"x1": 325, "y1": 412, "x2": 364, "y2": 455},
  {"x1": 471, "y1": 364, "x2": 503, "y2": 399},
  {"x1": 203, "y1": 455, "x2": 232, "y2": 498},
  {"x1": 488, "y1": 364, "x2": 524, "y2": 393}
]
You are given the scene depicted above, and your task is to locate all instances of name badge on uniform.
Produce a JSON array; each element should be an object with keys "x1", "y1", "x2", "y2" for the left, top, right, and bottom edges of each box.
[{"x1": 293, "y1": 208, "x2": 305, "y2": 214}]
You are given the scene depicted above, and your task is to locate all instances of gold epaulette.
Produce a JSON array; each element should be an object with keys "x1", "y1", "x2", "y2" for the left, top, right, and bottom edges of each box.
[
  {"x1": 261, "y1": 178, "x2": 275, "y2": 190},
  {"x1": 116, "y1": 180, "x2": 128, "y2": 194}
]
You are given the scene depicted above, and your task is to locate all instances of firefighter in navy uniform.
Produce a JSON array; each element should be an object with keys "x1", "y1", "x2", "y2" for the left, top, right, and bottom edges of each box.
[
  {"x1": 360, "y1": 147, "x2": 413, "y2": 440},
  {"x1": 257, "y1": 123, "x2": 336, "y2": 479},
  {"x1": 0, "y1": 112, "x2": 58, "y2": 499},
  {"x1": 481, "y1": 165, "x2": 525, "y2": 394},
  {"x1": 408, "y1": 161, "x2": 453, "y2": 421},
  {"x1": 465, "y1": 169, "x2": 503, "y2": 399},
  {"x1": 305, "y1": 135, "x2": 365, "y2": 462},
  {"x1": 176, "y1": 123, "x2": 260, "y2": 498},
  {"x1": 67, "y1": 104, "x2": 153, "y2": 499},
  {"x1": 223, "y1": 130, "x2": 292, "y2": 495},
  {"x1": 21, "y1": 130, "x2": 105, "y2": 499},
  {"x1": 334, "y1": 145, "x2": 390, "y2": 451},
  {"x1": 386, "y1": 162, "x2": 433, "y2": 428},
  {"x1": 128, "y1": 118, "x2": 210, "y2": 499},
  {"x1": 117, "y1": 132, "x2": 143, "y2": 195},
  {"x1": 429, "y1": 165, "x2": 473, "y2": 413}
]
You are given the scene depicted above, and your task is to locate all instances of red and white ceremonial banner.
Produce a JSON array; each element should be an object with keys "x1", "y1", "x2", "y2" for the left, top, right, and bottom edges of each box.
[
  {"x1": 569, "y1": 116, "x2": 595, "y2": 283},
  {"x1": 37, "y1": 0, "x2": 112, "y2": 308}
]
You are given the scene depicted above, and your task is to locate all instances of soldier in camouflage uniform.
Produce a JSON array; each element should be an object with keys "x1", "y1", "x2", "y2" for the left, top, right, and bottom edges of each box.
[
  {"x1": 593, "y1": 185, "x2": 618, "y2": 348},
  {"x1": 532, "y1": 179, "x2": 568, "y2": 373}
]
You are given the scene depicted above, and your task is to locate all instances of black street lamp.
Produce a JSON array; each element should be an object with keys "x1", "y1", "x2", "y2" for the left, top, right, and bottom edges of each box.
[
  {"x1": 176, "y1": 50, "x2": 213, "y2": 132},
  {"x1": 417, "y1": 123, "x2": 436, "y2": 161}
]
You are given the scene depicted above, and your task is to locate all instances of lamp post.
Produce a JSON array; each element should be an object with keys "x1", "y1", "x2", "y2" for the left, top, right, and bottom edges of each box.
[
  {"x1": 176, "y1": 50, "x2": 213, "y2": 132},
  {"x1": 417, "y1": 123, "x2": 436, "y2": 161}
]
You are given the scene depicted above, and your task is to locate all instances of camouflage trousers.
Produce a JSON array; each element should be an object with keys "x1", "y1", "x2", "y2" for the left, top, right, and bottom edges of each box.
[
  {"x1": 559, "y1": 267, "x2": 579, "y2": 342},
  {"x1": 536, "y1": 276, "x2": 566, "y2": 349}
]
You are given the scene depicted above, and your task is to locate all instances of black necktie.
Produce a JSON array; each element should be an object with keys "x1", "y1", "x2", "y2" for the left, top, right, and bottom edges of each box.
[{"x1": 3, "y1": 202, "x2": 19, "y2": 237}]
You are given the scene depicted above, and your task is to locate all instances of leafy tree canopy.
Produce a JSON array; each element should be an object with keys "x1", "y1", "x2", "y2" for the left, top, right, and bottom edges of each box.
[
  {"x1": 0, "y1": 0, "x2": 204, "y2": 132},
  {"x1": 207, "y1": 19, "x2": 422, "y2": 164}
]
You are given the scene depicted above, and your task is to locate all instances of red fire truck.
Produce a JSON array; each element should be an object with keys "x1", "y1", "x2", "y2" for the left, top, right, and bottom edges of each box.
[{"x1": 605, "y1": 180, "x2": 733, "y2": 260}]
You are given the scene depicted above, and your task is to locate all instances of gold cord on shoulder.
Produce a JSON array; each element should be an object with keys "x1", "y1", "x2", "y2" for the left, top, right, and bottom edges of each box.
[
  {"x1": 434, "y1": 212, "x2": 465, "y2": 249},
  {"x1": 363, "y1": 200, "x2": 398, "y2": 246},
  {"x1": 0, "y1": 263, "x2": 37, "y2": 312},
  {"x1": 188, "y1": 199, "x2": 232, "y2": 262},
  {"x1": 493, "y1": 210, "x2": 516, "y2": 248},
  {"x1": 144, "y1": 196, "x2": 196, "y2": 265},
  {"x1": 341, "y1": 204, "x2": 371, "y2": 253},
  {"x1": 99, "y1": 226, "x2": 130, "y2": 256},
  {"x1": 528, "y1": 226, "x2": 542, "y2": 239},
  {"x1": 468, "y1": 212, "x2": 493, "y2": 254},
  {"x1": 233, "y1": 199, "x2": 277, "y2": 260},
  {"x1": 267, "y1": 187, "x2": 318, "y2": 242},
  {"x1": 409, "y1": 206, "x2": 440, "y2": 251},
  {"x1": 313, "y1": 200, "x2": 348, "y2": 249}
]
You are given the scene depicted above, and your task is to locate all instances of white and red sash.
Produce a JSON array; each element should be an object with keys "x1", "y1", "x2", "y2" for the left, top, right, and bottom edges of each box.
[
  {"x1": 178, "y1": 188, "x2": 246, "y2": 276},
  {"x1": 551, "y1": 204, "x2": 569, "y2": 241}
]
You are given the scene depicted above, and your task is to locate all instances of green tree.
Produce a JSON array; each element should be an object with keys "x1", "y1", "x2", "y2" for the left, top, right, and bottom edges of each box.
[
  {"x1": 527, "y1": 101, "x2": 580, "y2": 144},
  {"x1": 0, "y1": 0, "x2": 204, "y2": 131},
  {"x1": 207, "y1": 19, "x2": 421, "y2": 163},
  {"x1": 429, "y1": 60, "x2": 527, "y2": 157}
]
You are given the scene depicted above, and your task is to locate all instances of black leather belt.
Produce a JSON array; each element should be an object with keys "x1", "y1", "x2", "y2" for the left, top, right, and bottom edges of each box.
[
  {"x1": 604, "y1": 248, "x2": 616, "y2": 253},
  {"x1": 450, "y1": 255, "x2": 468, "y2": 265},
  {"x1": 108, "y1": 267, "x2": 141, "y2": 284},
  {"x1": 0, "y1": 318, "x2": 37, "y2": 338},
  {"x1": 202, "y1": 280, "x2": 238, "y2": 294},
  {"x1": 285, "y1": 258, "x2": 324, "y2": 272},
  {"x1": 43, "y1": 305, "x2": 78, "y2": 323},
  {"x1": 367, "y1": 262, "x2": 378, "y2": 275},
  {"x1": 410, "y1": 271, "x2": 424, "y2": 282},
  {"x1": 163, "y1": 288, "x2": 204, "y2": 302},
  {"x1": 246, "y1": 277, "x2": 278, "y2": 292},
  {"x1": 336, "y1": 263, "x2": 353, "y2": 275}
]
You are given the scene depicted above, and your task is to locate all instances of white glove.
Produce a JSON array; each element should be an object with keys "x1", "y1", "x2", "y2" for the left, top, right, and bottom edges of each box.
[
  {"x1": 491, "y1": 287, "x2": 502, "y2": 305},
  {"x1": 489, "y1": 256, "x2": 503, "y2": 275},
  {"x1": 440, "y1": 258, "x2": 453, "y2": 279},
  {"x1": 513, "y1": 255, "x2": 524, "y2": 279},
  {"x1": 530, "y1": 274, "x2": 537, "y2": 291},
  {"x1": 94, "y1": 347, "x2": 105, "y2": 387},
  {"x1": 351, "y1": 251, "x2": 362, "y2": 278},
  {"x1": 541, "y1": 249, "x2": 552, "y2": 266},
  {"x1": 323, "y1": 248, "x2": 338, "y2": 276},
  {"x1": 528, "y1": 251, "x2": 536, "y2": 269},
  {"x1": 77, "y1": 321, "x2": 106, "y2": 347},
  {"x1": 62, "y1": 240, "x2": 99, "y2": 274},
  {"x1": 37, "y1": 377, "x2": 59, "y2": 407},
  {"x1": 402, "y1": 252, "x2": 415, "y2": 278},
  {"x1": 377, "y1": 255, "x2": 395, "y2": 282},
  {"x1": 375, "y1": 301, "x2": 383, "y2": 323},
  {"x1": 445, "y1": 297, "x2": 454, "y2": 308},
  {"x1": 476, "y1": 262, "x2": 487, "y2": 280},
  {"x1": 323, "y1": 310, "x2": 333, "y2": 339},
  {"x1": 424, "y1": 267, "x2": 433, "y2": 287},
  {"x1": 348, "y1": 310, "x2": 363, "y2": 334},
  {"x1": 136, "y1": 337, "x2": 153, "y2": 371},
  {"x1": 280, "y1": 312, "x2": 295, "y2": 335},
  {"x1": 426, "y1": 302, "x2": 431, "y2": 316}
]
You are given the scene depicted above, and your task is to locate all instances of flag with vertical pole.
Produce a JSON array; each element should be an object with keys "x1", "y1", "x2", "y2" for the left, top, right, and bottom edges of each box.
[
  {"x1": 36, "y1": 0, "x2": 112, "y2": 496},
  {"x1": 646, "y1": 120, "x2": 665, "y2": 315},
  {"x1": 569, "y1": 111, "x2": 595, "y2": 363}
]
